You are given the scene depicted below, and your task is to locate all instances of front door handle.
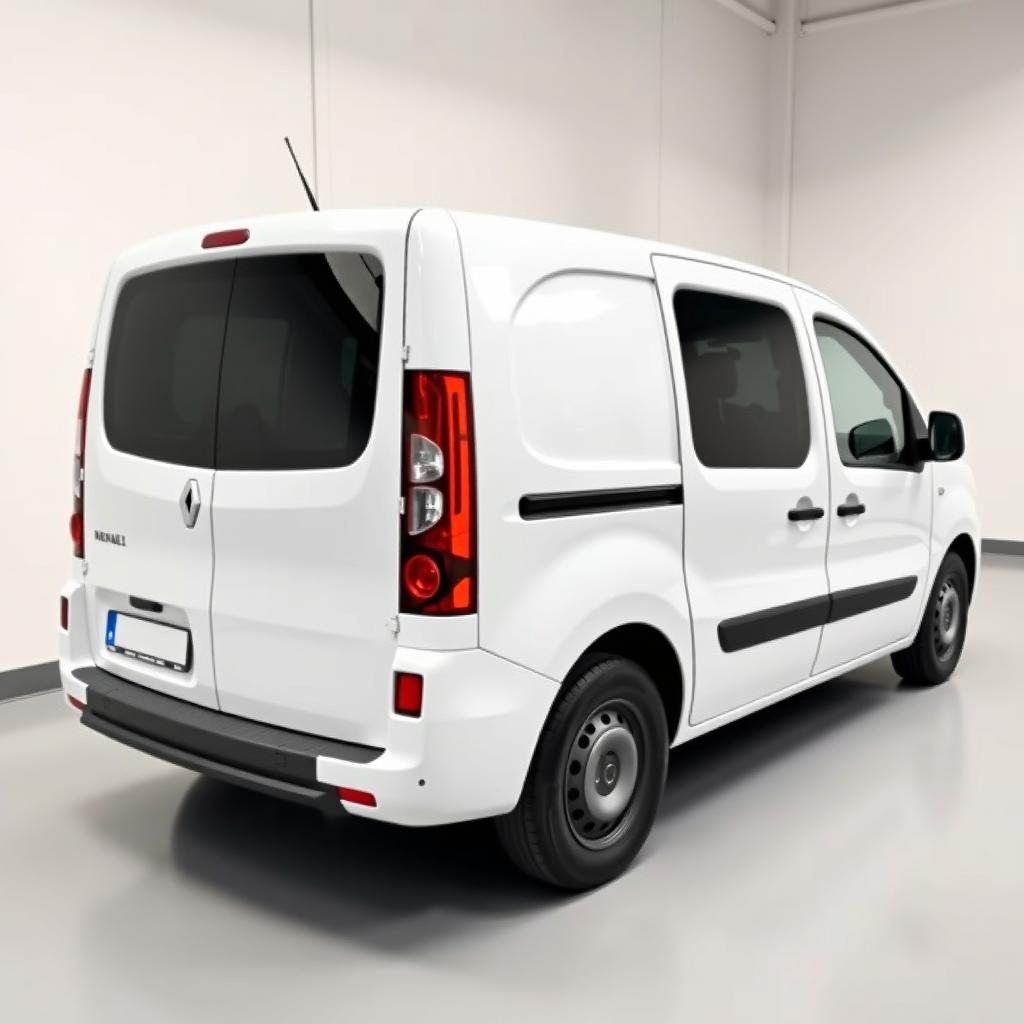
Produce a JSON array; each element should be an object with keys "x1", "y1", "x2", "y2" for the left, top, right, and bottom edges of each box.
[
  {"x1": 788, "y1": 506, "x2": 825, "y2": 522},
  {"x1": 837, "y1": 502, "x2": 866, "y2": 517}
]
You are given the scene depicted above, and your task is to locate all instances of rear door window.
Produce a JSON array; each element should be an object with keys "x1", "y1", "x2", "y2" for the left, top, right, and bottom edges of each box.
[
  {"x1": 216, "y1": 253, "x2": 382, "y2": 470},
  {"x1": 104, "y1": 261, "x2": 232, "y2": 468},
  {"x1": 103, "y1": 253, "x2": 383, "y2": 470}
]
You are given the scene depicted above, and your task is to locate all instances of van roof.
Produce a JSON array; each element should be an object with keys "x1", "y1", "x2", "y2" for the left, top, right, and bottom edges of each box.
[{"x1": 112, "y1": 207, "x2": 834, "y2": 304}]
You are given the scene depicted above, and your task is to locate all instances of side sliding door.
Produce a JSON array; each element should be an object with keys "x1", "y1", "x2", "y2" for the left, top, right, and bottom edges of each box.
[{"x1": 654, "y1": 257, "x2": 831, "y2": 725}]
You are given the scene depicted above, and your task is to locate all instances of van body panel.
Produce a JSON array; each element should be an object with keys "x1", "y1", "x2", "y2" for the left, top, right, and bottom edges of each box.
[{"x1": 455, "y1": 212, "x2": 690, "y2": 719}]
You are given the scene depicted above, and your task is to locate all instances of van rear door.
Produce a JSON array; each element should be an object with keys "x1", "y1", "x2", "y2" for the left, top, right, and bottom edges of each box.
[
  {"x1": 209, "y1": 242, "x2": 404, "y2": 746},
  {"x1": 85, "y1": 260, "x2": 232, "y2": 708}
]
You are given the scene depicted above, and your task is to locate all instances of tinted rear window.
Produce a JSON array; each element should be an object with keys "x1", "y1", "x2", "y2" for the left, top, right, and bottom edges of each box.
[
  {"x1": 104, "y1": 261, "x2": 232, "y2": 467},
  {"x1": 103, "y1": 253, "x2": 383, "y2": 470}
]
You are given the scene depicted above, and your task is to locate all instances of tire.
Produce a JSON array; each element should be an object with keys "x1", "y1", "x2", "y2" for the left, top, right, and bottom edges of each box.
[
  {"x1": 891, "y1": 551, "x2": 969, "y2": 686},
  {"x1": 495, "y1": 657, "x2": 668, "y2": 890}
]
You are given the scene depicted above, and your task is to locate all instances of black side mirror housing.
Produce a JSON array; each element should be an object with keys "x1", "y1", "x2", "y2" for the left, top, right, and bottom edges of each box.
[
  {"x1": 928, "y1": 410, "x2": 965, "y2": 462},
  {"x1": 848, "y1": 417, "x2": 897, "y2": 461}
]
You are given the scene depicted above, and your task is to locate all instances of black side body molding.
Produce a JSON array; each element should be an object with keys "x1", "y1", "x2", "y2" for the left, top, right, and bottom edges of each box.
[
  {"x1": 520, "y1": 484, "x2": 683, "y2": 520},
  {"x1": 718, "y1": 575, "x2": 918, "y2": 653},
  {"x1": 718, "y1": 595, "x2": 831, "y2": 654},
  {"x1": 74, "y1": 666, "x2": 383, "y2": 807}
]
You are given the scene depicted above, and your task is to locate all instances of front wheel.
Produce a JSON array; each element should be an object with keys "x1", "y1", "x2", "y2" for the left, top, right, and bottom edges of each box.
[
  {"x1": 891, "y1": 551, "x2": 969, "y2": 686},
  {"x1": 495, "y1": 657, "x2": 668, "y2": 890}
]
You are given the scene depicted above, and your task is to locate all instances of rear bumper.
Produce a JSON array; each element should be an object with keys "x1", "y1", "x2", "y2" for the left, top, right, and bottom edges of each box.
[
  {"x1": 63, "y1": 638, "x2": 559, "y2": 826},
  {"x1": 75, "y1": 666, "x2": 380, "y2": 811}
]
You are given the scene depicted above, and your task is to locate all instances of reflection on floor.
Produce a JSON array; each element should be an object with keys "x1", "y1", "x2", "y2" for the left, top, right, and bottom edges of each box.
[{"x1": 1, "y1": 555, "x2": 1020, "y2": 1022}]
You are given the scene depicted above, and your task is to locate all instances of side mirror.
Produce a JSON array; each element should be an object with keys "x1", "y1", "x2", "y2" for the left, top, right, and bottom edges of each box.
[
  {"x1": 848, "y1": 418, "x2": 897, "y2": 461},
  {"x1": 928, "y1": 410, "x2": 965, "y2": 462}
]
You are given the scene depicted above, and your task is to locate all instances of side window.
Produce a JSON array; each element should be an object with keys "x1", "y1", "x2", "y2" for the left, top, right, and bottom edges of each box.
[
  {"x1": 814, "y1": 320, "x2": 907, "y2": 468},
  {"x1": 673, "y1": 290, "x2": 810, "y2": 469}
]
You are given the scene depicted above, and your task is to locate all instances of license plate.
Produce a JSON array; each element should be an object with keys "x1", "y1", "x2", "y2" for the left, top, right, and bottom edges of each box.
[{"x1": 105, "y1": 611, "x2": 191, "y2": 673}]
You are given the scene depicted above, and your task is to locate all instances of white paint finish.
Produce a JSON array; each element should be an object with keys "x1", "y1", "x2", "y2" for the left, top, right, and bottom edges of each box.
[
  {"x1": 509, "y1": 273, "x2": 678, "y2": 470},
  {"x1": 653, "y1": 256, "x2": 831, "y2": 723},
  {"x1": 404, "y1": 209, "x2": 473, "y2": 372},
  {"x1": 797, "y1": 295, "x2": 934, "y2": 671},
  {"x1": 1, "y1": 0, "x2": 315, "y2": 673},
  {"x1": 319, "y1": 645, "x2": 558, "y2": 825},
  {"x1": 83, "y1": 440, "x2": 220, "y2": 709},
  {"x1": 455, "y1": 215, "x2": 691, "y2": 720},
  {"x1": 313, "y1": 0, "x2": 662, "y2": 238},
  {"x1": 790, "y1": 0, "x2": 1024, "y2": 539},
  {"x1": 660, "y1": 0, "x2": 776, "y2": 265}
]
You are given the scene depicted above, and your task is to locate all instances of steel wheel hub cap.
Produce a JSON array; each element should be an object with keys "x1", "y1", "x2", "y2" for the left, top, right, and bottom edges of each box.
[
  {"x1": 564, "y1": 703, "x2": 641, "y2": 847},
  {"x1": 933, "y1": 579, "x2": 961, "y2": 659}
]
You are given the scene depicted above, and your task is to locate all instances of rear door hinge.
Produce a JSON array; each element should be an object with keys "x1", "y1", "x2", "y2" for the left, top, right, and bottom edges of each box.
[
  {"x1": 401, "y1": 345, "x2": 410, "y2": 363},
  {"x1": 385, "y1": 615, "x2": 400, "y2": 637}
]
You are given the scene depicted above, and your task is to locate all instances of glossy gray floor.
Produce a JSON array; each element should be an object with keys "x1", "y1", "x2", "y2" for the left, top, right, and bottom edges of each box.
[{"x1": 2, "y1": 556, "x2": 1021, "y2": 1023}]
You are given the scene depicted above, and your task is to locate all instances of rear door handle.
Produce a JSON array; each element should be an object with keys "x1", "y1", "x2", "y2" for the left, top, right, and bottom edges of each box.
[
  {"x1": 788, "y1": 506, "x2": 825, "y2": 522},
  {"x1": 837, "y1": 502, "x2": 866, "y2": 517}
]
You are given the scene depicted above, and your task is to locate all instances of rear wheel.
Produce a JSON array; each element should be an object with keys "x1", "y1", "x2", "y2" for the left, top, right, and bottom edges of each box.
[
  {"x1": 495, "y1": 657, "x2": 668, "y2": 890},
  {"x1": 891, "y1": 551, "x2": 969, "y2": 686}
]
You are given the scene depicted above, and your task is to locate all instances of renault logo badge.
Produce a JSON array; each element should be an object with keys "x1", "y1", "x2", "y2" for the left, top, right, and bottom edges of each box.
[{"x1": 180, "y1": 479, "x2": 201, "y2": 528}]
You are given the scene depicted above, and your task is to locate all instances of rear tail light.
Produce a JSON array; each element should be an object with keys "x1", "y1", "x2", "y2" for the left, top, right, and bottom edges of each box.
[
  {"x1": 70, "y1": 369, "x2": 92, "y2": 559},
  {"x1": 400, "y1": 371, "x2": 477, "y2": 614},
  {"x1": 337, "y1": 787, "x2": 377, "y2": 807}
]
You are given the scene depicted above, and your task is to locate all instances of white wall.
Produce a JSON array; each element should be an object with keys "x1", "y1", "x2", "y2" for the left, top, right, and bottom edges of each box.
[
  {"x1": 313, "y1": 0, "x2": 775, "y2": 262},
  {"x1": 1, "y1": 0, "x2": 776, "y2": 671},
  {"x1": 790, "y1": 0, "x2": 1024, "y2": 541},
  {"x1": 1, "y1": 0, "x2": 315, "y2": 673}
]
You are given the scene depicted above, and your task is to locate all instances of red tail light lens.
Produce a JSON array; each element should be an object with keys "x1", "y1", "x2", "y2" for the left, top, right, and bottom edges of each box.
[
  {"x1": 400, "y1": 371, "x2": 477, "y2": 614},
  {"x1": 337, "y1": 787, "x2": 377, "y2": 807},
  {"x1": 403, "y1": 554, "x2": 441, "y2": 601},
  {"x1": 394, "y1": 672, "x2": 424, "y2": 717},
  {"x1": 201, "y1": 228, "x2": 250, "y2": 249},
  {"x1": 71, "y1": 369, "x2": 92, "y2": 558}
]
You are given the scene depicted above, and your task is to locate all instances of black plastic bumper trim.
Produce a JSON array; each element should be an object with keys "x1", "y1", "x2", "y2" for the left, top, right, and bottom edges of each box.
[
  {"x1": 74, "y1": 666, "x2": 383, "y2": 796},
  {"x1": 84, "y1": 713, "x2": 339, "y2": 808}
]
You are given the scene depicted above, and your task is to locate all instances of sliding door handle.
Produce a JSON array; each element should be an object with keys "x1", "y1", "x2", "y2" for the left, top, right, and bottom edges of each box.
[
  {"x1": 837, "y1": 502, "x2": 866, "y2": 517},
  {"x1": 788, "y1": 506, "x2": 825, "y2": 522}
]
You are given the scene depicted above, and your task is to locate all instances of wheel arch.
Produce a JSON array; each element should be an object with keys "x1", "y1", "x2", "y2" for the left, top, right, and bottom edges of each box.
[
  {"x1": 947, "y1": 532, "x2": 977, "y2": 600},
  {"x1": 564, "y1": 623, "x2": 685, "y2": 743}
]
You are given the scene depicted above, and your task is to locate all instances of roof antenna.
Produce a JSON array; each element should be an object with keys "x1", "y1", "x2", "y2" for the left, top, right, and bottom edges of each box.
[{"x1": 284, "y1": 136, "x2": 319, "y2": 212}]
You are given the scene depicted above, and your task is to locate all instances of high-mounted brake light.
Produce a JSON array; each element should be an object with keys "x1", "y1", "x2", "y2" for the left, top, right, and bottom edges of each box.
[
  {"x1": 70, "y1": 369, "x2": 92, "y2": 558},
  {"x1": 201, "y1": 228, "x2": 250, "y2": 249},
  {"x1": 400, "y1": 371, "x2": 477, "y2": 614}
]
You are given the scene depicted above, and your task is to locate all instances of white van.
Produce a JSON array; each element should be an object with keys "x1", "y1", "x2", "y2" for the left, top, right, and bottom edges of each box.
[{"x1": 59, "y1": 209, "x2": 978, "y2": 889}]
